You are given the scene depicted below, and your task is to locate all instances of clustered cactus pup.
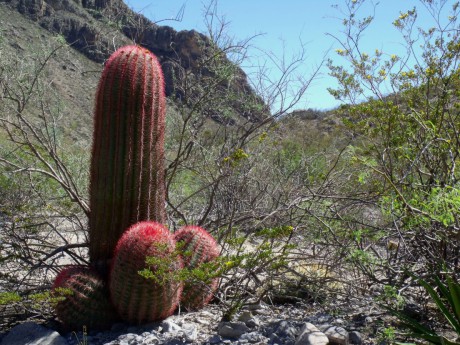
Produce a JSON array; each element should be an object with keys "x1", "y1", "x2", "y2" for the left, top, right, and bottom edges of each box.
[
  {"x1": 109, "y1": 221, "x2": 183, "y2": 324},
  {"x1": 174, "y1": 225, "x2": 220, "y2": 310},
  {"x1": 52, "y1": 266, "x2": 118, "y2": 330},
  {"x1": 89, "y1": 45, "x2": 167, "y2": 267}
]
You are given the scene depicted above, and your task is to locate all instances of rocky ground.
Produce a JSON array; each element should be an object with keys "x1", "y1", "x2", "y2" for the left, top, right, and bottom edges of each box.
[{"x1": 0, "y1": 295, "x2": 402, "y2": 345}]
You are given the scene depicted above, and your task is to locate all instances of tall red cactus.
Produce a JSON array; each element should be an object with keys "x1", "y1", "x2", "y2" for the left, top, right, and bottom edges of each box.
[{"x1": 89, "y1": 45, "x2": 166, "y2": 265}]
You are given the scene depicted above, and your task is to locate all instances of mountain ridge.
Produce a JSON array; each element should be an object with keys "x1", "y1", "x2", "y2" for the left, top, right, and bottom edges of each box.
[{"x1": 1, "y1": 0, "x2": 263, "y2": 120}]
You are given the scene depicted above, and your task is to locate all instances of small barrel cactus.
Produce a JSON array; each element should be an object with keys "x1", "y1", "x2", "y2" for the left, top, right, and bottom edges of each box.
[
  {"x1": 52, "y1": 266, "x2": 118, "y2": 330},
  {"x1": 174, "y1": 225, "x2": 220, "y2": 310},
  {"x1": 109, "y1": 221, "x2": 183, "y2": 324},
  {"x1": 89, "y1": 45, "x2": 167, "y2": 266}
]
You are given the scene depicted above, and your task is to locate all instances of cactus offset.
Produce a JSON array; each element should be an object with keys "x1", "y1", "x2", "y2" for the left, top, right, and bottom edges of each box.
[
  {"x1": 89, "y1": 45, "x2": 166, "y2": 266},
  {"x1": 109, "y1": 221, "x2": 183, "y2": 324},
  {"x1": 53, "y1": 266, "x2": 118, "y2": 330},
  {"x1": 174, "y1": 225, "x2": 220, "y2": 310}
]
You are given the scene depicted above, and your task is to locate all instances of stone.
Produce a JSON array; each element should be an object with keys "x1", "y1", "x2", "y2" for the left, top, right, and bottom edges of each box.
[
  {"x1": 269, "y1": 334, "x2": 285, "y2": 345},
  {"x1": 164, "y1": 339, "x2": 186, "y2": 345},
  {"x1": 218, "y1": 321, "x2": 249, "y2": 338},
  {"x1": 208, "y1": 334, "x2": 222, "y2": 344},
  {"x1": 134, "y1": 335, "x2": 144, "y2": 343},
  {"x1": 240, "y1": 331, "x2": 269, "y2": 343},
  {"x1": 143, "y1": 334, "x2": 160, "y2": 344},
  {"x1": 246, "y1": 303, "x2": 271, "y2": 316},
  {"x1": 161, "y1": 320, "x2": 182, "y2": 333},
  {"x1": 0, "y1": 297, "x2": 375, "y2": 345},
  {"x1": 349, "y1": 331, "x2": 363, "y2": 345},
  {"x1": 317, "y1": 324, "x2": 332, "y2": 332},
  {"x1": 123, "y1": 333, "x2": 137, "y2": 341},
  {"x1": 295, "y1": 323, "x2": 329, "y2": 345},
  {"x1": 238, "y1": 311, "x2": 260, "y2": 328},
  {"x1": 245, "y1": 318, "x2": 260, "y2": 329},
  {"x1": 182, "y1": 324, "x2": 198, "y2": 342},
  {"x1": 263, "y1": 319, "x2": 298, "y2": 345},
  {"x1": 314, "y1": 314, "x2": 333, "y2": 324},
  {"x1": 276, "y1": 320, "x2": 298, "y2": 339},
  {"x1": 196, "y1": 318, "x2": 210, "y2": 325},
  {"x1": 1, "y1": 322, "x2": 67, "y2": 345},
  {"x1": 403, "y1": 302, "x2": 424, "y2": 320},
  {"x1": 246, "y1": 303, "x2": 264, "y2": 311},
  {"x1": 323, "y1": 326, "x2": 349, "y2": 345},
  {"x1": 238, "y1": 311, "x2": 253, "y2": 323}
]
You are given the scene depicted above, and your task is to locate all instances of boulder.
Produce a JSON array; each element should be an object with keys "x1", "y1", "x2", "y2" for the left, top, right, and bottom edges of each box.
[
  {"x1": 323, "y1": 325, "x2": 349, "y2": 345},
  {"x1": 1, "y1": 322, "x2": 67, "y2": 345},
  {"x1": 218, "y1": 321, "x2": 249, "y2": 339},
  {"x1": 295, "y1": 323, "x2": 329, "y2": 345}
]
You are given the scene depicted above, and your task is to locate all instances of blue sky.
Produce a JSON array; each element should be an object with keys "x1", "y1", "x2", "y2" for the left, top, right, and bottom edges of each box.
[{"x1": 125, "y1": 0, "x2": 436, "y2": 111}]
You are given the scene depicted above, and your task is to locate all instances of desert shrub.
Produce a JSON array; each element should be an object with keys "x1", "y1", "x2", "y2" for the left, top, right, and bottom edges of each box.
[
  {"x1": 327, "y1": 0, "x2": 460, "y2": 291},
  {"x1": 0, "y1": 36, "x2": 91, "y2": 329}
]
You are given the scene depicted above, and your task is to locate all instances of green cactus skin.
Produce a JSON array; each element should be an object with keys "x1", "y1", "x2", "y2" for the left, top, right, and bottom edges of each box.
[
  {"x1": 109, "y1": 221, "x2": 183, "y2": 324},
  {"x1": 52, "y1": 266, "x2": 118, "y2": 330},
  {"x1": 174, "y1": 225, "x2": 220, "y2": 310},
  {"x1": 89, "y1": 45, "x2": 166, "y2": 266}
]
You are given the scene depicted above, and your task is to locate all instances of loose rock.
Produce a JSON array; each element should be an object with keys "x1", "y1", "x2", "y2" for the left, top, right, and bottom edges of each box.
[
  {"x1": 238, "y1": 311, "x2": 260, "y2": 329},
  {"x1": 161, "y1": 320, "x2": 182, "y2": 333},
  {"x1": 181, "y1": 324, "x2": 198, "y2": 342},
  {"x1": 218, "y1": 321, "x2": 249, "y2": 339},
  {"x1": 208, "y1": 334, "x2": 222, "y2": 344},
  {"x1": 239, "y1": 331, "x2": 269, "y2": 343},
  {"x1": 295, "y1": 323, "x2": 329, "y2": 345},
  {"x1": 0, "y1": 301, "x2": 381, "y2": 345},
  {"x1": 1, "y1": 322, "x2": 67, "y2": 345},
  {"x1": 349, "y1": 331, "x2": 363, "y2": 345},
  {"x1": 323, "y1": 325, "x2": 349, "y2": 345},
  {"x1": 275, "y1": 320, "x2": 299, "y2": 338},
  {"x1": 143, "y1": 334, "x2": 160, "y2": 344}
]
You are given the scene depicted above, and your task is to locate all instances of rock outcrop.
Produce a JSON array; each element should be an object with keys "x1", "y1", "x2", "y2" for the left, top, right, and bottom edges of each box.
[{"x1": 0, "y1": 0, "x2": 266, "y2": 121}]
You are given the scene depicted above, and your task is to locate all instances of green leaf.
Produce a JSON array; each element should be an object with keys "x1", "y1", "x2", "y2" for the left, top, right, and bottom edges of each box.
[
  {"x1": 0, "y1": 292, "x2": 21, "y2": 305},
  {"x1": 446, "y1": 275, "x2": 460, "y2": 330},
  {"x1": 440, "y1": 335, "x2": 460, "y2": 345},
  {"x1": 384, "y1": 305, "x2": 436, "y2": 336},
  {"x1": 418, "y1": 277, "x2": 460, "y2": 332},
  {"x1": 435, "y1": 275, "x2": 455, "y2": 310}
]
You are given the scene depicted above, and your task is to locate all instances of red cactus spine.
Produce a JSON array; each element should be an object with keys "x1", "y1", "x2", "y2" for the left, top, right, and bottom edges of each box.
[
  {"x1": 52, "y1": 266, "x2": 118, "y2": 330},
  {"x1": 174, "y1": 225, "x2": 220, "y2": 310},
  {"x1": 89, "y1": 45, "x2": 166, "y2": 265},
  {"x1": 109, "y1": 221, "x2": 183, "y2": 324}
]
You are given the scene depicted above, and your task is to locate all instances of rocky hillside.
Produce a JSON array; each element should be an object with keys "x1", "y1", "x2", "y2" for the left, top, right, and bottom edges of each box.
[
  {"x1": 0, "y1": 0, "x2": 266, "y2": 127},
  {"x1": 0, "y1": 3, "x2": 101, "y2": 142}
]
